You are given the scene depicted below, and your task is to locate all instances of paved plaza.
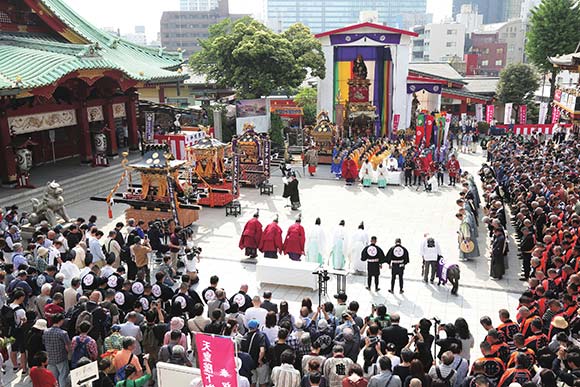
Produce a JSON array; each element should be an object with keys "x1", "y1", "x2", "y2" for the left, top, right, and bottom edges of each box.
[
  {"x1": 3, "y1": 150, "x2": 524, "y2": 387},
  {"x1": 58, "y1": 150, "x2": 522, "y2": 359}
]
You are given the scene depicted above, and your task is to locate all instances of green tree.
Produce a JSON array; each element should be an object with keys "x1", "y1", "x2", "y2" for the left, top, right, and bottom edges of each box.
[
  {"x1": 526, "y1": 0, "x2": 580, "y2": 101},
  {"x1": 191, "y1": 18, "x2": 325, "y2": 99},
  {"x1": 269, "y1": 113, "x2": 285, "y2": 147},
  {"x1": 294, "y1": 87, "x2": 317, "y2": 125},
  {"x1": 496, "y1": 63, "x2": 540, "y2": 105}
]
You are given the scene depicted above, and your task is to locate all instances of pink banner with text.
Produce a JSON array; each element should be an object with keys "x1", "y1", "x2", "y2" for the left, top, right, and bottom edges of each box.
[{"x1": 195, "y1": 333, "x2": 238, "y2": 387}]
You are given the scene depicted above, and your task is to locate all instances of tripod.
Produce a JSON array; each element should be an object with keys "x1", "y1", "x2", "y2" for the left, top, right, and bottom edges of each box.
[{"x1": 312, "y1": 269, "x2": 330, "y2": 306}]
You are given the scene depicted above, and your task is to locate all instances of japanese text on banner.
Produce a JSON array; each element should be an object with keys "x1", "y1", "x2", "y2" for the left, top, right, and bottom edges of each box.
[{"x1": 195, "y1": 333, "x2": 238, "y2": 387}]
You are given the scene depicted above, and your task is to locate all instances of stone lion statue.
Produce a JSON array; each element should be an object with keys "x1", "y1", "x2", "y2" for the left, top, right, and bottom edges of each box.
[{"x1": 29, "y1": 181, "x2": 70, "y2": 226}]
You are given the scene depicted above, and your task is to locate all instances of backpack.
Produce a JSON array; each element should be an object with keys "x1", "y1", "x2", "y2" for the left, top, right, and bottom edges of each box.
[
  {"x1": 433, "y1": 367, "x2": 456, "y2": 387},
  {"x1": 141, "y1": 325, "x2": 159, "y2": 354},
  {"x1": 75, "y1": 305, "x2": 94, "y2": 333},
  {"x1": 71, "y1": 336, "x2": 91, "y2": 368},
  {"x1": 114, "y1": 353, "x2": 134, "y2": 383},
  {"x1": 0, "y1": 304, "x2": 22, "y2": 337}
]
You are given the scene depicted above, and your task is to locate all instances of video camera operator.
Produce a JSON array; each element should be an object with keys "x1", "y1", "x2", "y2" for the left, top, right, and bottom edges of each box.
[{"x1": 147, "y1": 220, "x2": 169, "y2": 256}]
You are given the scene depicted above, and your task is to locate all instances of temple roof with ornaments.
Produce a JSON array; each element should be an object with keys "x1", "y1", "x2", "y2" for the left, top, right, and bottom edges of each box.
[{"x1": 0, "y1": 0, "x2": 187, "y2": 95}]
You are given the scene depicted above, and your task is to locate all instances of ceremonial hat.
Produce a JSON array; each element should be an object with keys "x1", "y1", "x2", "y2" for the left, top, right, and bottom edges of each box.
[
  {"x1": 253, "y1": 209, "x2": 259, "y2": 218},
  {"x1": 274, "y1": 214, "x2": 279, "y2": 223},
  {"x1": 315, "y1": 217, "x2": 321, "y2": 225},
  {"x1": 359, "y1": 221, "x2": 364, "y2": 229},
  {"x1": 339, "y1": 220, "x2": 345, "y2": 226},
  {"x1": 296, "y1": 215, "x2": 302, "y2": 223}
]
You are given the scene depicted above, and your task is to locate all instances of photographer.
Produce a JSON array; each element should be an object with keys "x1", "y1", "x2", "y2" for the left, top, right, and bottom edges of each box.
[
  {"x1": 146, "y1": 221, "x2": 169, "y2": 256},
  {"x1": 404, "y1": 319, "x2": 434, "y2": 373}
]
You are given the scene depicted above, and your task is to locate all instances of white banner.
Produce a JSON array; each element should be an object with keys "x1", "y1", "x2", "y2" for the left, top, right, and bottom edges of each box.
[
  {"x1": 475, "y1": 104, "x2": 483, "y2": 122},
  {"x1": 503, "y1": 103, "x2": 513, "y2": 124},
  {"x1": 8, "y1": 109, "x2": 77, "y2": 135},
  {"x1": 444, "y1": 113, "x2": 452, "y2": 145},
  {"x1": 538, "y1": 102, "x2": 548, "y2": 124}
]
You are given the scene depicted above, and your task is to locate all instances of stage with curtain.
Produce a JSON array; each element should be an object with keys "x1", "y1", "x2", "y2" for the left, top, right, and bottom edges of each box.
[{"x1": 333, "y1": 46, "x2": 392, "y2": 136}]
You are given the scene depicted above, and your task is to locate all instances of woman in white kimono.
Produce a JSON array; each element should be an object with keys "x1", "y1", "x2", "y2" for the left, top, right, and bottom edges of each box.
[
  {"x1": 330, "y1": 220, "x2": 348, "y2": 270},
  {"x1": 375, "y1": 162, "x2": 387, "y2": 189},
  {"x1": 306, "y1": 217, "x2": 326, "y2": 265},
  {"x1": 350, "y1": 222, "x2": 369, "y2": 273},
  {"x1": 359, "y1": 160, "x2": 373, "y2": 187}
]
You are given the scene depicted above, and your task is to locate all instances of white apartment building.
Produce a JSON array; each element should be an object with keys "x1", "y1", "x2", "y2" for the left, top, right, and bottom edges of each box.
[{"x1": 412, "y1": 22, "x2": 466, "y2": 62}]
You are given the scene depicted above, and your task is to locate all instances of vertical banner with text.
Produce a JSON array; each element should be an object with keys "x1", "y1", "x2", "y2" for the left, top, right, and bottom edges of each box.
[
  {"x1": 195, "y1": 333, "x2": 238, "y2": 387},
  {"x1": 538, "y1": 102, "x2": 548, "y2": 124},
  {"x1": 475, "y1": 104, "x2": 483, "y2": 122},
  {"x1": 503, "y1": 103, "x2": 513, "y2": 124},
  {"x1": 486, "y1": 105, "x2": 495, "y2": 124},
  {"x1": 551, "y1": 106, "x2": 561, "y2": 124},
  {"x1": 145, "y1": 112, "x2": 155, "y2": 143},
  {"x1": 519, "y1": 105, "x2": 527, "y2": 124},
  {"x1": 393, "y1": 114, "x2": 400, "y2": 132}
]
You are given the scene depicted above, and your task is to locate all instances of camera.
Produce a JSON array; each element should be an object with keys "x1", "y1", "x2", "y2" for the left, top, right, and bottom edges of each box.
[
  {"x1": 312, "y1": 269, "x2": 330, "y2": 282},
  {"x1": 432, "y1": 316, "x2": 441, "y2": 324},
  {"x1": 186, "y1": 246, "x2": 202, "y2": 260}
]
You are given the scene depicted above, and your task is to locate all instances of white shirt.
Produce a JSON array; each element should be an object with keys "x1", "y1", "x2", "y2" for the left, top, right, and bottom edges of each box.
[
  {"x1": 420, "y1": 238, "x2": 441, "y2": 262},
  {"x1": 101, "y1": 265, "x2": 115, "y2": 279},
  {"x1": 60, "y1": 261, "x2": 81, "y2": 288},
  {"x1": 244, "y1": 307, "x2": 267, "y2": 328},
  {"x1": 47, "y1": 245, "x2": 60, "y2": 267}
]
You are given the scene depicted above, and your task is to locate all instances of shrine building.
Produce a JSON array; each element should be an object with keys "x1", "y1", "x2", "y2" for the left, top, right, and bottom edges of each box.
[{"x1": 0, "y1": 0, "x2": 185, "y2": 184}]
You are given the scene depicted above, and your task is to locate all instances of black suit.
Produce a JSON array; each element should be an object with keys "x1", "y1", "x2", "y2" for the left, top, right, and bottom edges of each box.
[
  {"x1": 381, "y1": 324, "x2": 409, "y2": 356},
  {"x1": 260, "y1": 300, "x2": 278, "y2": 314}
]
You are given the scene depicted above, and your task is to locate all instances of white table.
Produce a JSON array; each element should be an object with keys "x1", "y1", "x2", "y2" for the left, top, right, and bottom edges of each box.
[
  {"x1": 256, "y1": 258, "x2": 319, "y2": 290},
  {"x1": 385, "y1": 171, "x2": 403, "y2": 185}
]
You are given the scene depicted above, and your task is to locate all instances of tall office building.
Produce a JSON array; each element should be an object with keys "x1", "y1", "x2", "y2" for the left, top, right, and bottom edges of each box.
[
  {"x1": 452, "y1": 0, "x2": 521, "y2": 24},
  {"x1": 266, "y1": 0, "x2": 428, "y2": 33},
  {"x1": 180, "y1": 0, "x2": 219, "y2": 11},
  {"x1": 162, "y1": 0, "x2": 246, "y2": 53}
]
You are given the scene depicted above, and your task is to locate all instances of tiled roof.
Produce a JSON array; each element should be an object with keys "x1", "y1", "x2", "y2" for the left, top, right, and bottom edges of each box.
[
  {"x1": 0, "y1": 0, "x2": 186, "y2": 91},
  {"x1": 409, "y1": 62, "x2": 464, "y2": 81},
  {"x1": 462, "y1": 76, "x2": 499, "y2": 94}
]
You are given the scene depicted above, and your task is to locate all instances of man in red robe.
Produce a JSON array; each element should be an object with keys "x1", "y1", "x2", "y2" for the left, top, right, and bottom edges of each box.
[
  {"x1": 259, "y1": 216, "x2": 283, "y2": 258},
  {"x1": 239, "y1": 210, "x2": 262, "y2": 259},
  {"x1": 446, "y1": 154, "x2": 460, "y2": 186},
  {"x1": 283, "y1": 215, "x2": 306, "y2": 261},
  {"x1": 342, "y1": 157, "x2": 358, "y2": 185}
]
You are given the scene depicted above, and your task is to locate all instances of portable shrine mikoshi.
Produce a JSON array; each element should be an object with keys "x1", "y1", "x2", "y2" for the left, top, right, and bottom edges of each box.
[
  {"x1": 186, "y1": 137, "x2": 238, "y2": 207},
  {"x1": 231, "y1": 124, "x2": 271, "y2": 187},
  {"x1": 90, "y1": 144, "x2": 201, "y2": 226},
  {"x1": 307, "y1": 111, "x2": 336, "y2": 164}
]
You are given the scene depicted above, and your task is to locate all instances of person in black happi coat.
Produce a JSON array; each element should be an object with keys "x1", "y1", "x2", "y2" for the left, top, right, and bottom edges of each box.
[
  {"x1": 361, "y1": 236, "x2": 386, "y2": 291},
  {"x1": 386, "y1": 238, "x2": 410, "y2": 294}
]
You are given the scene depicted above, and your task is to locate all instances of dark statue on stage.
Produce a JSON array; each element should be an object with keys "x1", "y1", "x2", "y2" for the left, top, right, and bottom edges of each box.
[{"x1": 353, "y1": 54, "x2": 368, "y2": 80}]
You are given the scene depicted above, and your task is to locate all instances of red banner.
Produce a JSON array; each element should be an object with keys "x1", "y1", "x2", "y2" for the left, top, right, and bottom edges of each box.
[
  {"x1": 393, "y1": 114, "x2": 400, "y2": 131},
  {"x1": 195, "y1": 333, "x2": 238, "y2": 387},
  {"x1": 486, "y1": 105, "x2": 495, "y2": 123},
  {"x1": 425, "y1": 115, "x2": 434, "y2": 146},
  {"x1": 415, "y1": 113, "x2": 425, "y2": 145},
  {"x1": 519, "y1": 105, "x2": 527, "y2": 124},
  {"x1": 551, "y1": 106, "x2": 561, "y2": 124}
]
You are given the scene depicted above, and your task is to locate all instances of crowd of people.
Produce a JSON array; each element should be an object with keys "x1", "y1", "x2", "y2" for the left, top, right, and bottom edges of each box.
[{"x1": 1, "y1": 131, "x2": 580, "y2": 387}]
